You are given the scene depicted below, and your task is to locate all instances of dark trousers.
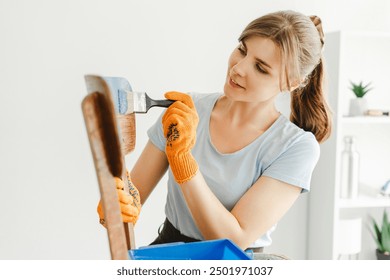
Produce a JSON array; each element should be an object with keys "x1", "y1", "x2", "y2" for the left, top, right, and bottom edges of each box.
[{"x1": 150, "y1": 218, "x2": 200, "y2": 245}]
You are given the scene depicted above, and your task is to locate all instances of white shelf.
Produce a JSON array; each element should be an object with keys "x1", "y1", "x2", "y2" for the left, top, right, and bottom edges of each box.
[
  {"x1": 338, "y1": 194, "x2": 390, "y2": 209},
  {"x1": 308, "y1": 31, "x2": 390, "y2": 260},
  {"x1": 340, "y1": 30, "x2": 390, "y2": 39},
  {"x1": 342, "y1": 116, "x2": 390, "y2": 124}
]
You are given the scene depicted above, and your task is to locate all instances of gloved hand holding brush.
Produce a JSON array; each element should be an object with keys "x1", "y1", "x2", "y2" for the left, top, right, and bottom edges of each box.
[
  {"x1": 162, "y1": 91, "x2": 199, "y2": 184},
  {"x1": 97, "y1": 173, "x2": 141, "y2": 226}
]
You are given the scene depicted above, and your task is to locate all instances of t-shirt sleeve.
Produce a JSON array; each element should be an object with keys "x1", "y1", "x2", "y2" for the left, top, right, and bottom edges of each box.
[
  {"x1": 262, "y1": 134, "x2": 320, "y2": 193},
  {"x1": 147, "y1": 110, "x2": 166, "y2": 152}
]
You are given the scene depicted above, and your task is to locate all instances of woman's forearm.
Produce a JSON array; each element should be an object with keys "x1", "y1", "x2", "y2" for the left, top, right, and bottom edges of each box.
[
  {"x1": 131, "y1": 140, "x2": 169, "y2": 205},
  {"x1": 179, "y1": 171, "x2": 249, "y2": 248}
]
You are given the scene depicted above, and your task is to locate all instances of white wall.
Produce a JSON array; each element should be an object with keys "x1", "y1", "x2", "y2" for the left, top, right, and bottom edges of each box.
[{"x1": 1, "y1": 0, "x2": 389, "y2": 259}]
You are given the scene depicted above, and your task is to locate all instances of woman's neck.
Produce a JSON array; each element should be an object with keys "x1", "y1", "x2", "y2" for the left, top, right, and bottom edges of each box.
[{"x1": 216, "y1": 95, "x2": 280, "y2": 131}]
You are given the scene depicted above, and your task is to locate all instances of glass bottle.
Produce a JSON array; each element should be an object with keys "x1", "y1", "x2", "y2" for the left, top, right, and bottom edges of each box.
[{"x1": 340, "y1": 136, "x2": 360, "y2": 199}]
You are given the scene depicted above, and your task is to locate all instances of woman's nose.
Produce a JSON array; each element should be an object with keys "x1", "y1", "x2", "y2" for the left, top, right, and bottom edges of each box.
[{"x1": 231, "y1": 59, "x2": 247, "y2": 77}]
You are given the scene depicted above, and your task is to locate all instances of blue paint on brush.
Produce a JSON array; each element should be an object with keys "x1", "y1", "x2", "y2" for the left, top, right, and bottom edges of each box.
[
  {"x1": 117, "y1": 90, "x2": 128, "y2": 114},
  {"x1": 102, "y1": 76, "x2": 133, "y2": 114}
]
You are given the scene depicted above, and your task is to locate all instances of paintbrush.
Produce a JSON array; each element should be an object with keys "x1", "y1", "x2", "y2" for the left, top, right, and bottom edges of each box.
[
  {"x1": 92, "y1": 76, "x2": 174, "y2": 114},
  {"x1": 117, "y1": 90, "x2": 174, "y2": 114}
]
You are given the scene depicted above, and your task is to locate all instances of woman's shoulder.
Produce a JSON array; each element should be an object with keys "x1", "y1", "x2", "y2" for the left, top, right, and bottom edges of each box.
[
  {"x1": 188, "y1": 92, "x2": 221, "y2": 107},
  {"x1": 269, "y1": 114, "x2": 320, "y2": 155},
  {"x1": 261, "y1": 116, "x2": 321, "y2": 193}
]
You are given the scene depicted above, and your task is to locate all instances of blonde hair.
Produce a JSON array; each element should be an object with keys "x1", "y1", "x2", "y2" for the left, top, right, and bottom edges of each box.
[{"x1": 239, "y1": 10, "x2": 332, "y2": 143}]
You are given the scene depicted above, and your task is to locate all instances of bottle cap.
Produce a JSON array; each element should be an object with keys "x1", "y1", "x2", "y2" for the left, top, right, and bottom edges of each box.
[{"x1": 344, "y1": 136, "x2": 356, "y2": 143}]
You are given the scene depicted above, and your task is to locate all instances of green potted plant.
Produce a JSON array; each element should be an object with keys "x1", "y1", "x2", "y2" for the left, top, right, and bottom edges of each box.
[
  {"x1": 370, "y1": 210, "x2": 390, "y2": 260},
  {"x1": 348, "y1": 81, "x2": 373, "y2": 116}
]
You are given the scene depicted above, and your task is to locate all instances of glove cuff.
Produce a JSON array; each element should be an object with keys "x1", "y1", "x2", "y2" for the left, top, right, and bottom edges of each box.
[{"x1": 168, "y1": 152, "x2": 198, "y2": 184}]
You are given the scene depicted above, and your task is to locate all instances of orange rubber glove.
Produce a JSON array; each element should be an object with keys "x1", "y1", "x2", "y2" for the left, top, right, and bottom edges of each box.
[
  {"x1": 162, "y1": 91, "x2": 199, "y2": 184},
  {"x1": 97, "y1": 174, "x2": 141, "y2": 226}
]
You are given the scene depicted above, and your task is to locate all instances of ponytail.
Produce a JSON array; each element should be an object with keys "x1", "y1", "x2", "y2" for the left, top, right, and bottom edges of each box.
[{"x1": 290, "y1": 59, "x2": 332, "y2": 143}]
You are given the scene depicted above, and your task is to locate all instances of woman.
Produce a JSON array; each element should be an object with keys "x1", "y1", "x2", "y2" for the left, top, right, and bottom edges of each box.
[{"x1": 98, "y1": 10, "x2": 331, "y2": 251}]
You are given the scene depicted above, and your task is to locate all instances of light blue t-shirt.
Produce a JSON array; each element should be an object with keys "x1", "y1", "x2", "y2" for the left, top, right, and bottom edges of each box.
[{"x1": 147, "y1": 92, "x2": 320, "y2": 247}]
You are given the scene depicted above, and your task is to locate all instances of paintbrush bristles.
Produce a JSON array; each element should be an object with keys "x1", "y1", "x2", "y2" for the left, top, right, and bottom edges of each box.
[{"x1": 117, "y1": 113, "x2": 136, "y2": 155}]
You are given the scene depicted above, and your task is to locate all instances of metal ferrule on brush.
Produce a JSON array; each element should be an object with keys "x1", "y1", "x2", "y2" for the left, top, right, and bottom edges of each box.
[{"x1": 118, "y1": 90, "x2": 146, "y2": 114}]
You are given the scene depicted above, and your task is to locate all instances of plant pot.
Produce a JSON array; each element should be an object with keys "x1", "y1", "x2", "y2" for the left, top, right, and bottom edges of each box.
[
  {"x1": 376, "y1": 249, "x2": 390, "y2": 260},
  {"x1": 349, "y1": 98, "x2": 368, "y2": 116}
]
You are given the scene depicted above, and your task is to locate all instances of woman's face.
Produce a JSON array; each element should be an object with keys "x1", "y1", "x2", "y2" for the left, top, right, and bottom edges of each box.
[{"x1": 224, "y1": 36, "x2": 282, "y2": 104}]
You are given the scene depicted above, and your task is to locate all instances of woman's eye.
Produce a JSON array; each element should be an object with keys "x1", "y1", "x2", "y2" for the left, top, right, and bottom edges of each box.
[
  {"x1": 238, "y1": 46, "x2": 246, "y2": 55},
  {"x1": 256, "y1": 64, "x2": 267, "y2": 74}
]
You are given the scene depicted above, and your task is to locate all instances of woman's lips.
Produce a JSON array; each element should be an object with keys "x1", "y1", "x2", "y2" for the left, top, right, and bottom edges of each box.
[{"x1": 229, "y1": 78, "x2": 244, "y2": 89}]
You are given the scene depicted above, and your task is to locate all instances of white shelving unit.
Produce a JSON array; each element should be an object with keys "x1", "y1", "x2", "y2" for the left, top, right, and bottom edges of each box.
[
  {"x1": 338, "y1": 195, "x2": 390, "y2": 209},
  {"x1": 307, "y1": 31, "x2": 390, "y2": 259},
  {"x1": 342, "y1": 116, "x2": 390, "y2": 124}
]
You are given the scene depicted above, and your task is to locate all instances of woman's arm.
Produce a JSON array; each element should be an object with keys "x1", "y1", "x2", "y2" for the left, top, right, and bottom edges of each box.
[
  {"x1": 130, "y1": 140, "x2": 169, "y2": 205},
  {"x1": 180, "y1": 172, "x2": 301, "y2": 250},
  {"x1": 159, "y1": 91, "x2": 302, "y2": 248}
]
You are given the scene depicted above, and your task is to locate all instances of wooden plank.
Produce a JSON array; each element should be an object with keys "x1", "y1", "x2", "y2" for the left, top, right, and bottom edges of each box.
[
  {"x1": 82, "y1": 93, "x2": 129, "y2": 259},
  {"x1": 82, "y1": 75, "x2": 137, "y2": 259}
]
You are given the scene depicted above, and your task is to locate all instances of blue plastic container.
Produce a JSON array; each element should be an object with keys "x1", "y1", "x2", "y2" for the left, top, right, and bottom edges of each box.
[{"x1": 129, "y1": 239, "x2": 251, "y2": 260}]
